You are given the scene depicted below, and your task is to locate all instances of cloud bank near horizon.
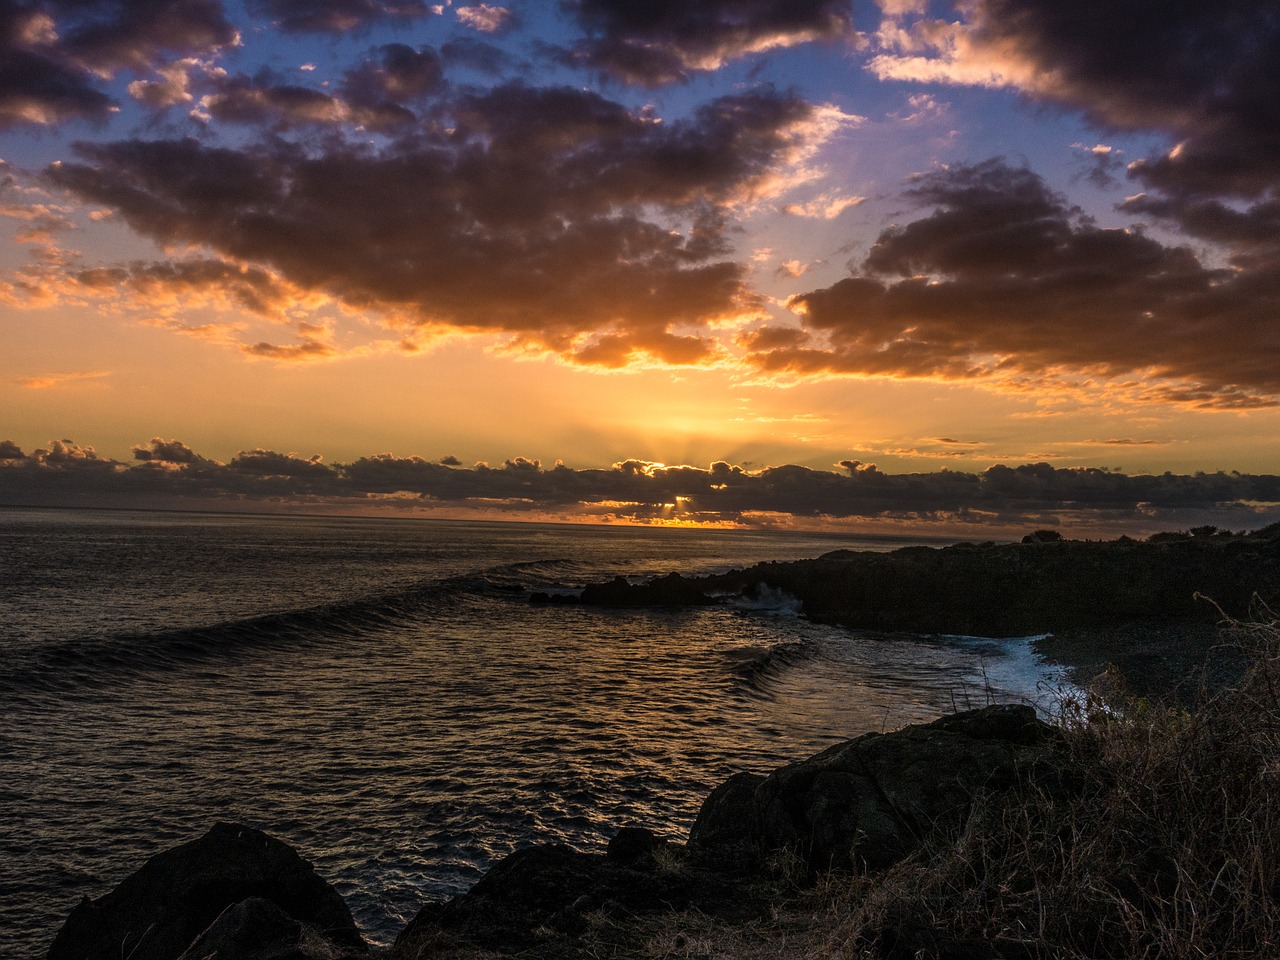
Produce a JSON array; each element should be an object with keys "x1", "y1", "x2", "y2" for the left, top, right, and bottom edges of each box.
[{"x1": 4, "y1": 437, "x2": 1279, "y2": 535}]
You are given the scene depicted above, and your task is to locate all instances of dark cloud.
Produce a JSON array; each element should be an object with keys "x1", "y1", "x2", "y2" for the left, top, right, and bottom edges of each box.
[
  {"x1": 4, "y1": 438, "x2": 1280, "y2": 532},
  {"x1": 341, "y1": 44, "x2": 444, "y2": 105},
  {"x1": 46, "y1": 85, "x2": 820, "y2": 366},
  {"x1": 185, "y1": 55, "x2": 441, "y2": 131},
  {"x1": 247, "y1": 0, "x2": 434, "y2": 34},
  {"x1": 440, "y1": 36, "x2": 517, "y2": 75},
  {"x1": 0, "y1": 0, "x2": 236, "y2": 128},
  {"x1": 748, "y1": 159, "x2": 1280, "y2": 408},
  {"x1": 73, "y1": 258, "x2": 302, "y2": 317},
  {"x1": 54, "y1": 0, "x2": 235, "y2": 74},
  {"x1": 0, "y1": 46, "x2": 114, "y2": 128},
  {"x1": 912, "y1": 1, "x2": 1280, "y2": 246},
  {"x1": 132, "y1": 436, "x2": 203, "y2": 462},
  {"x1": 196, "y1": 73, "x2": 351, "y2": 128},
  {"x1": 558, "y1": 0, "x2": 854, "y2": 85}
]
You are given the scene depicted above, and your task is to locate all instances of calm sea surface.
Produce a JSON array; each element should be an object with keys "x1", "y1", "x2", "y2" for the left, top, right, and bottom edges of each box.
[{"x1": 0, "y1": 508, "x2": 1072, "y2": 957}]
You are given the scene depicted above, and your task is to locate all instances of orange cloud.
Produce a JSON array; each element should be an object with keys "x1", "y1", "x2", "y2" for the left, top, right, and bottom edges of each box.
[{"x1": 18, "y1": 370, "x2": 111, "y2": 389}]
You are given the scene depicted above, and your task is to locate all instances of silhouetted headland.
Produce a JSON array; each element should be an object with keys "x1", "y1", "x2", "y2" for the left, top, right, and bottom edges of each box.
[{"x1": 570, "y1": 524, "x2": 1280, "y2": 695}]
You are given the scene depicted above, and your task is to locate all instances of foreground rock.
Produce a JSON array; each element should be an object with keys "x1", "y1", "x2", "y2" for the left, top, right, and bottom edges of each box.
[
  {"x1": 48, "y1": 822, "x2": 365, "y2": 960},
  {"x1": 394, "y1": 830, "x2": 770, "y2": 957},
  {"x1": 691, "y1": 704, "x2": 1068, "y2": 875}
]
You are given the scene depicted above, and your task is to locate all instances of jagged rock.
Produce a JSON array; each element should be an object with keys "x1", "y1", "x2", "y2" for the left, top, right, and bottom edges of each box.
[
  {"x1": 176, "y1": 897, "x2": 360, "y2": 960},
  {"x1": 529, "y1": 591, "x2": 580, "y2": 605},
  {"x1": 47, "y1": 822, "x2": 365, "y2": 960},
  {"x1": 691, "y1": 705, "x2": 1067, "y2": 875},
  {"x1": 579, "y1": 572, "x2": 713, "y2": 607}
]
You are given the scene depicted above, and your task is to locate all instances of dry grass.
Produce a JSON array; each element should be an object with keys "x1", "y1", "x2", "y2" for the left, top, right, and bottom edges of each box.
[
  {"x1": 778, "y1": 608, "x2": 1280, "y2": 959},
  {"x1": 631, "y1": 609, "x2": 1280, "y2": 959}
]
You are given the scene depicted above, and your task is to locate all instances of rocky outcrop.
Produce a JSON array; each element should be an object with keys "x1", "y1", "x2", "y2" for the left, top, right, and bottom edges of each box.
[
  {"x1": 47, "y1": 822, "x2": 365, "y2": 960},
  {"x1": 690, "y1": 705, "x2": 1069, "y2": 875},
  {"x1": 575, "y1": 528, "x2": 1280, "y2": 636},
  {"x1": 578, "y1": 572, "x2": 716, "y2": 607}
]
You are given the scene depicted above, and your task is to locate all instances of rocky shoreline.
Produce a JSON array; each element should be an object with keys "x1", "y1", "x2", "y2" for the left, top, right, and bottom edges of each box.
[
  {"x1": 560, "y1": 524, "x2": 1280, "y2": 698},
  {"x1": 47, "y1": 705, "x2": 1069, "y2": 960},
  {"x1": 47, "y1": 526, "x2": 1278, "y2": 959}
]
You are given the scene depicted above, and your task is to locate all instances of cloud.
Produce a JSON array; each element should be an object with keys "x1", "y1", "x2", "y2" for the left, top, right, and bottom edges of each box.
[
  {"x1": 70, "y1": 258, "x2": 311, "y2": 320},
  {"x1": 868, "y1": 1, "x2": 1280, "y2": 246},
  {"x1": 745, "y1": 159, "x2": 1280, "y2": 408},
  {"x1": 559, "y1": 0, "x2": 855, "y2": 85},
  {"x1": 193, "y1": 73, "x2": 353, "y2": 127},
  {"x1": 341, "y1": 44, "x2": 444, "y2": 104},
  {"x1": 167, "y1": 47, "x2": 445, "y2": 132},
  {"x1": 247, "y1": 0, "x2": 436, "y2": 34},
  {"x1": 440, "y1": 37, "x2": 517, "y2": 75},
  {"x1": 4, "y1": 437, "x2": 1280, "y2": 532},
  {"x1": 45, "y1": 84, "x2": 835, "y2": 368},
  {"x1": 241, "y1": 337, "x2": 338, "y2": 361},
  {"x1": 0, "y1": 0, "x2": 237, "y2": 128},
  {"x1": 17, "y1": 370, "x2": 111, "y2": 389},
  {"x1": 1071, "y1": 143, "x2": 1123, "y2": 189},
  {"x1": 781, "y1": 193, "x2": 864, "y2": 219},
  {"x1": 455, "y1": 5, "x2": 512, "y2": 34},
  {"x1": 133, "y1": 436, "x2": 204, "y2": 462}
]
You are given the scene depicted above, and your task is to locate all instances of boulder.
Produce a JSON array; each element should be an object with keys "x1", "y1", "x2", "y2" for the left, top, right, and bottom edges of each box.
[
  {"x1": 686, "y1": 772, "x2": 765, "y2": 870},
  {"x1": 176, "y1": 897, "x2": 359, "y2": 960},
  {"x1": 47, "y1": 822, "x2": 365, "y2": 960},
  {"x1": 395, "y1": 841, "x2": 763, "y2": 956},
  {"x1": 691, "y1": 705, "x2": 1067, "y2": 875}
]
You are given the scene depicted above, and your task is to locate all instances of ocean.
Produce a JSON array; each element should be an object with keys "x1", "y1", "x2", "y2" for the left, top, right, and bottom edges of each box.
[{"x1": 0, "y1": 507, "x2": 1073, "y2": 958}]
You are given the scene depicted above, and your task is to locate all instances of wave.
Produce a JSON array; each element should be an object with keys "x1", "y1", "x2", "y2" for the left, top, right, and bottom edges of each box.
[
  {"x1": 725, "y1": 639, "x2": 812, "y2": 699},
  {"x1": 0, "y1": 578, "x2": 479, "y2": 697},
  {"x1": 475, "y1": 557, "x2": 626, "y2": 592},
  {"x1": 721, "y1": 583, "x2": 805, "y2": 617}
]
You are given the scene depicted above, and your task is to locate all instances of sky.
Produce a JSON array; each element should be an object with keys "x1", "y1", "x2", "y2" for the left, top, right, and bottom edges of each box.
[{"x1": 2, "y1": 0, "x2": 1279, "y2": 535}]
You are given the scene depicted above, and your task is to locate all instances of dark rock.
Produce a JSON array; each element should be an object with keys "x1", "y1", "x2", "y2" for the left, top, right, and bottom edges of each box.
[
  {"x1": 47, "y1": 822, "x2": 364, "y2": 960},
  {"x1": 176, "y1": 897, "x2": 360, "y2": 960},
  {"x1": 579, "y1": 572, "x2": 714, "y2": 607},
  {"x1": 396, "y1": 841, "x2": 765, "y2": 956},
  {"x1": 691, "y1": 705, "x2": 1067, "y2": 876},
  {"x1": 529, "y1": 592, "x2": 580, "y2": 604},
  {"x1": 606, "y1": 826, "x2": 670, "y2": 866},
  {"x1": 607, "y1": 530, "x2": 1280, "y2": 643},
  {"x1": 687, "y1": 772, "x2": 765, "y2": 870}
]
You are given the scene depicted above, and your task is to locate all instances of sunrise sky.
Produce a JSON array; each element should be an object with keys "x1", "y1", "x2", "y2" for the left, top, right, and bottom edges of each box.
[{"x1": 3, "y1": 0, "x2": 1279, "y2": 534}]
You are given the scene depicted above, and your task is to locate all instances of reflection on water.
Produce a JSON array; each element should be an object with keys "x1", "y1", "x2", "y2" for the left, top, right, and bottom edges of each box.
[{"x1": 0, "y1": 510, "x2": 1069, "y2": 957}]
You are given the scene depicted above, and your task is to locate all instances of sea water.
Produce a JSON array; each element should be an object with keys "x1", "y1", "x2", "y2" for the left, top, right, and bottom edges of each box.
[{"x1": 0, "y1": 508, "x2": 1073, "y2": 957}]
